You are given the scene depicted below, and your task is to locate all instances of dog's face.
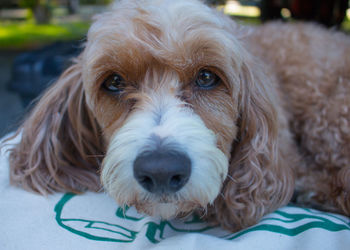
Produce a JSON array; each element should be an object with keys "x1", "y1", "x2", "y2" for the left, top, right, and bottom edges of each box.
[
  {"x1": 82, "y1": 0, "x2": 242, "y2": 218},
  {"x1": 10, "y1": 0, "x2": 294, "y2": 230}
]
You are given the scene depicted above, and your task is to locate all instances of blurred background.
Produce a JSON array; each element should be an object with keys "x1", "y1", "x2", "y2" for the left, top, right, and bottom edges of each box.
[{"x1": 0, "y1": 0, "x2": 350, "y2": 138}]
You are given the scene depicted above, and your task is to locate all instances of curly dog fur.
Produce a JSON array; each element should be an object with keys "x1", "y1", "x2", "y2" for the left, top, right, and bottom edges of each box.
[{"x1": 7, "y1": 0, "x2": 350, "y2": 232}]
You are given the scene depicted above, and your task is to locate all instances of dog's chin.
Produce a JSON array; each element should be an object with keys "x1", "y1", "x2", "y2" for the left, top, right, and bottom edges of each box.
[{"x1": 132, "y1": 198, "x2": 201, "y2": 219}]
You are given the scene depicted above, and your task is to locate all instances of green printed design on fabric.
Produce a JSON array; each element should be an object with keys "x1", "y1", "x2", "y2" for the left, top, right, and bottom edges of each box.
[
  {"x1": 144, "y1": 215, "x2": 216, "y2": 243},
  {"x1": 54, "y1": 193, "x2": 350, "y2": 244},
  {"x1": 55, "y1": 193, "x2": 139, "y2": 242},
  {"x1": 115, "y1": 206, "x2": 144, "y2": 221},
  {"x1": 55, "y1": 193, "x2": 215, "y2": 243},
  {"x1": 223, "y1": 209, "x2": 350, "y2": 240}
]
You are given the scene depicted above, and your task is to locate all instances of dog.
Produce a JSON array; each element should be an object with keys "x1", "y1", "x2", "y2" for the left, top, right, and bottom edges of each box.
[{"x1": 7, "y1": 0, "x2": 350, "y2": 232}]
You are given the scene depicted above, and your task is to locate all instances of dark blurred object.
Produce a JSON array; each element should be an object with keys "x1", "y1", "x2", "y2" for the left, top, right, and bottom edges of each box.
[
  {"x1": 8, "y1": 41, "x2": 83, "y2": 107},
  {"x1": 260, "y1": 0, "x2": 349, "y2": 27},
  {"x1": 205, "y1": 0, "x2": 227, "y2": 5},
  {"x1": 32, "y1": 3, "x2": 52, "y2": 24},
  {"x1": 260, "y1": 0, "x2": 286, "y2": 21},
  {"x1": 19, "y1": 0, "x2": 52, "y2": 24},
  {"x1": 0, "y1": 0, "x2": 20, "y2": 8},
  {"x1": 290, "y1": 0, "x2": 348, "y2": 27},
  {"x1": 67, "y1": 0, "x2": 79, "y2": 14}
]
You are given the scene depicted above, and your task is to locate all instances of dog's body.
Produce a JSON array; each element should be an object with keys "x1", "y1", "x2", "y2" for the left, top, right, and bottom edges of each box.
[
  {"x1": 211, "y1": 21, "x2": 350, "y2": 228},
  {"x1": 247, "y1": 22, "x2": 350, "y2": 213},
  {"x1": 7, "y1": 0, "x2": 350, "y2": 232}
]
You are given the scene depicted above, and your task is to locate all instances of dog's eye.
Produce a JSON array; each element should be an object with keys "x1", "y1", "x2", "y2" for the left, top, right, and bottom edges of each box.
[
  {"x1": 102, "y1": 74, "x2": 125, "y2": 93},
  {"x1": 195, "y1": 69, "x2": 220, "y2": 89}
]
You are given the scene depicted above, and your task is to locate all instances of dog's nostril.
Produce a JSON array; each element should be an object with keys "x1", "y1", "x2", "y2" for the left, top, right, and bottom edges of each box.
[
  {"x1": 133, "y1": 150, "x2": 191, "y2": 194},
  {"x1": 170, "y1": 175, "x2": 182, "y2": 188},
  {"x1": 140, "y1": 176, "x2": 154, "y2": 190}
]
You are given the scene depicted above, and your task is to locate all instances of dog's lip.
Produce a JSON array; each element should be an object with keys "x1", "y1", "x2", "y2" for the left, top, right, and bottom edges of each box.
[{"x1": 156, "y1": 194, "x2": 174, "y2": 203}]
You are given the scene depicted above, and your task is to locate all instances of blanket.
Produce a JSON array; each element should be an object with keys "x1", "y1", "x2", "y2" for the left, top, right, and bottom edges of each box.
[{"x1": 1, "y1": 139, "x2": 349, "y2": 250}]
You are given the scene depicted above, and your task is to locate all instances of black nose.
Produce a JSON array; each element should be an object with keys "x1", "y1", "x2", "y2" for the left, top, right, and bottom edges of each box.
[{"x1": 133, "y1": 150, "x2": 191, "y2": 194}]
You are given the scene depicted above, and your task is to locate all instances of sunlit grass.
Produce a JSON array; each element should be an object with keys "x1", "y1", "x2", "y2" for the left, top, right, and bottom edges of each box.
[
  {"x1": 0, "y1": 21, "x2": 89, "y2": 49},
  {"x1": 217, "y1": 1, "x2": 261, "y2": 25},
  {"x1": 221, "y1": 0, "x2": 260, "y2": 17}
]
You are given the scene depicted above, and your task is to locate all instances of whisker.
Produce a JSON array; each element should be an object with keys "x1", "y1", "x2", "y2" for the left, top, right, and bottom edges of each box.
[
  {"x1": 220, "y1": 192, "x2": 225, "y2": 199},
  {"x1": 226, "y1": 174, "x2": 237, "y2": 183},
  {"x1": 86, "y1": 154, "x2": 105, "y2": 158},
  {"x1": 122, "y1": 204, "x2": 127, "y2": 217},
  {"x1": 198, "y1": 207, "x2": 208, "y2": 219}
]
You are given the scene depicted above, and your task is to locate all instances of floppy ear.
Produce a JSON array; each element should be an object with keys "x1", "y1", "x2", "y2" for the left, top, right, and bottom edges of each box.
[
  {"x1": 8, "y1": 58, "x2": 104, "y2": 195},
  {"x1": 211, "y1": 55, "x2": 297, "y2": 231}
]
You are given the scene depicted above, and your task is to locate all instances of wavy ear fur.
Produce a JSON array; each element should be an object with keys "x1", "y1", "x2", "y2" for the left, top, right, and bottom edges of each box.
[
  {"x1": 211, "y1": 54, "x2": 297, "y2": 231},
  {"x1": 8, "y1": 58, "x2": 104, "y2": 195}
]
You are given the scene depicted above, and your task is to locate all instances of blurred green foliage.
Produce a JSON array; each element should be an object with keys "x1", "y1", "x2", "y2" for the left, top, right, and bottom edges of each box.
[
  {"x1": 0, "y1": 21, "x2": 89, "y2": 49},
  {"x1": 342, "y1": 16, "x2": 350, "y2": 32},
  {"x1": 19, "y1": 0, "x2": 38, "y2": 8}
]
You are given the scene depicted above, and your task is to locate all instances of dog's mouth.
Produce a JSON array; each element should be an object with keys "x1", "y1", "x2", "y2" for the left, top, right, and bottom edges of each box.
[
  {"x1": 131, "y1": 194, "x2": 203, "y2": 219},
  {"x1": 114, "y1": 182, "x2": 206, "y2": 219},
  {"x1": 156, "y1": 195, "x2": 175, "y2": 204}
]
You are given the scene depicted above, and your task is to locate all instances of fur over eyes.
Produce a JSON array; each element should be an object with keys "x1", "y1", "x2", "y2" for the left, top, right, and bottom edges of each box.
[{"x1": 6, "y1": 0, "x2": 350, "y2": 232}]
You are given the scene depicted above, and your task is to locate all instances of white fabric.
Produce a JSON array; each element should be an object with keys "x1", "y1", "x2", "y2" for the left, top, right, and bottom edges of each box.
[{"x1": 1, "y1": 140, "x2": 350, "y2": 250}]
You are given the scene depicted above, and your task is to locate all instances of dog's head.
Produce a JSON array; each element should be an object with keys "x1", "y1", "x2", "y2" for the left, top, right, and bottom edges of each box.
[{"x1": 9, "y1": 0, "x2": 294, "y2": 230}]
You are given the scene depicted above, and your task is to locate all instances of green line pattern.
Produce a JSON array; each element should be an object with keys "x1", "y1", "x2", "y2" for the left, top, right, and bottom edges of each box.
[{"x1": 54, "y1": 193, "x2": 350, "y2": 244}]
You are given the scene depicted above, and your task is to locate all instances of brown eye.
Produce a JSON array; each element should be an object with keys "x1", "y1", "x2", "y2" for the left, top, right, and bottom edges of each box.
[
  {"x1": 195, "y1": 69, "x2": 220, "y2": 89},
  {"x1": 102, "y1": 73, "x2": 124, "y2": 93}
]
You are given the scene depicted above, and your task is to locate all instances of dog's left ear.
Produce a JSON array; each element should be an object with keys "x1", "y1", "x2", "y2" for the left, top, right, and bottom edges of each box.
[
  {"x1": 8, "y1": 58, "x2": 104, "y2": 195},
  {"x1": 211, "y1": 53, "x2": 296, "y2": 231}
]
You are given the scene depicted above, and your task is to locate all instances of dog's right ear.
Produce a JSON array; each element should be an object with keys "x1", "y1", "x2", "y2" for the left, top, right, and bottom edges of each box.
[{"x1": 8, "y1": 58, "x2": 104, "y2": 195}]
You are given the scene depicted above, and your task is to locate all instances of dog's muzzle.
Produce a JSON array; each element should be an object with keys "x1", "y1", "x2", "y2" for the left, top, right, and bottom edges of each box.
[{"x1": 101, "y1": 91, "x2": 229, "y2": 218}]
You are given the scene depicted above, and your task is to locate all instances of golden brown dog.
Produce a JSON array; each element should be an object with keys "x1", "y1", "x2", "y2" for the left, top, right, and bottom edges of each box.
[{"x1": 8, "y1": 0, "x2": 350, "y2": 231}]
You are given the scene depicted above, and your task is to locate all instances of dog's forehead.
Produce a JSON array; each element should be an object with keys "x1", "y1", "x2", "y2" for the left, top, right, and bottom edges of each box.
[
  {"x1": 91, "y1": 0, "x2": 224, "y2": 39},
  {"x1": 83, "y1": 0, "x2": 236, "y2": 69}
]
